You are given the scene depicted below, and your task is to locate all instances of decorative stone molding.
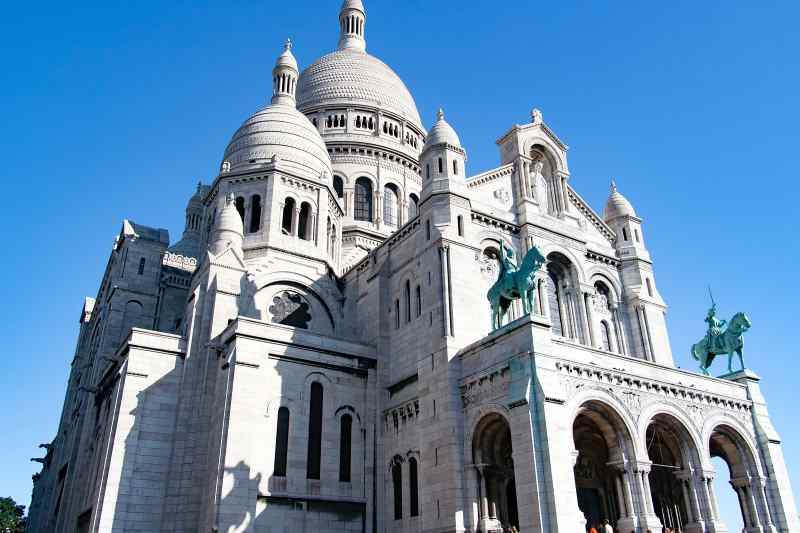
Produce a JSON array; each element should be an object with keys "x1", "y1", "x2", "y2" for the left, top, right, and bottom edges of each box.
[
  {"x1": 566, "y1": 187, "x2": 615, "y2": 243},
  {"x1": 162, "y1": 252, "x2": 198, "y2": 273},
  {"x1": 556, "y1": 361, "x2": 753, "y2": 432},
  {"x1": 384, "y1": 398, "x2": 420, "y2": 433},
  {"x1": 460, "y1": 365, "x2": 511, "y2": 409},
  {"x1": 466, "y1": 163, "x2": 514, "y2": 189}
]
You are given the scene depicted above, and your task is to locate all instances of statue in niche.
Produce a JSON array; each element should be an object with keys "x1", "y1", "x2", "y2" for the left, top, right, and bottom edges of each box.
[
  {"x1": 269, "y1": 291, "x2": 311, "y2": 329},
  {"x1": 239, "y1": 272, "x2": 261, "y2": 320}
]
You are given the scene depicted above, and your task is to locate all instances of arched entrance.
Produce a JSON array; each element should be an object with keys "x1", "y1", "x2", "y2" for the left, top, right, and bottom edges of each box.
[
  {"x1": 572, "y1": 400, "x2": 636, "y2": 532},
  {"x1": 709, "y1": 424, "x2": 774, "y2": 532},
  {"x1": 645, "y1": 414, "x2": 704, "y2": 533},
  {"x1": 472, "y1": 413, "x2": 519, "y2": 533}
]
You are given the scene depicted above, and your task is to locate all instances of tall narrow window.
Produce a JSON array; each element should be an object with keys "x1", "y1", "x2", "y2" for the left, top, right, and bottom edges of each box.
[
  {"x1": 306, "y1": 382, "x2": 323, "y2": 479},
  {"x1": 354, "y1": 177, "x2": 373, "y2": 222},
  {"x1": 409, "y1": 458, "x2": 419, "y2": 517},
  {"x1": 405, "y1": 280, "x2": 411, "y2": 322},
  {"x1": 438, "y1": 157, "x2": 443, "y2": 174},
  {"x1": 274, "y1": 407, "x2": 290, "y2": 476},
  {"x1": 635, "y1": 228, "x2": 641, "y2": 242},
  {"x1": 392, "y1": 461, "x2": 403, "y2": 520},
  {"x1": 426, "y1": 220, "x2": 431, "y2": 240},
  {"x1": 235, "y1": 196, "x2": 245, "y2": 223},
  {"x1": 622, "y1": 227, "x2": 629, "y2": 241},
  {"x1": 395, "y1": 299, "x2": 400, "y2": 329},
  {"x1": 408, "y1": 193, "x2": 419, "y2": 219},
  {"x1": 282, "y1": 197, "x2": 295, "y2": 235},
  {"x1": 416, "y1": 285, "x2": 422, "y2": 317},
  {"x1": 453, "y1": 159, "x2": 458, "y2": 175},
  {"x1": 426, "y1": 164, "x2": 430, "y2": 180},
  {"x1": 339, "y1": 414, "x2": 352, "y2": 482},
  {"x1": 333, "y1": 175, "x2": 344, "y2": 199},
  {"x1": 249, "y1": 195, "x2": 262, "y2": 233},
  {"x1": 646, "y1": 278, "x2": 654, "y2": 297},
  {"x1": 298, "y1": 202, "x2": 312, "y2": 240},
  {"x1": 457, "y1": 215, "x2": 464, "y2": 236},
  {"x1": 600, "y1": 321, "x2": 612, "y2": 352},
  {"x1": 383, "y1": 185, "x2": 399, "y2": 227},
  {"x1": 137, "y1": 257, "x2": 146, "y2": 275}
]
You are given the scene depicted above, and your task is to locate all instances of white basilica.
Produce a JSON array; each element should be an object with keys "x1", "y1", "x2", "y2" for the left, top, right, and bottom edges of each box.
[{"x1": 27, "y1": 2, "x2": 799, "y2": 533}]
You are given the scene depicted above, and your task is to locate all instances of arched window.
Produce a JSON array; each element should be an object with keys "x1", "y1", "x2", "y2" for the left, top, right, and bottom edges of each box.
[
  {"x1": 409, "y1": 458, "x2": 419, "y2": 517},
  {"x1": 635, "y1": 228, "x2": 641, "y2": 242},
  {"x1": 383, "y1": 184, "x2": 399, "y2": 227},
  {"x1": 426, "y1": 164, "x2": 430, "y2": 180},
  {"x1": 395, "y1": 299, "x2": 400, "y2": 329},
  {"x1": 453, "y1": 159, "x2": 458, "y2": 175},
  {"x1": 354, "y1": 177, "x2": 373, "y2": 222},
  {"x1": 235, "y1": 196, "x2": 245, "y2": 223},
  {"x1": 392, "y1": 461, "x2": 403, "y2": 520},
  {"x1": 326, "y1": 217, "x2": 332, "y2": 254},
  {"x1": 306, "y1": 382, "x2": 323, "y2": 479},
  {"x1": 298, "y1": 202, "x2": 312, "y2": 240},
  {"x1": 438, "y1": 158, "x2": 443, "y2": 174},
  {"x1": 383, "y1": 122, "x2": 388, "y2": 134},
  {"x1": 416, "y1": 285, "x2": 422, "y2": 317},
  {"x1": 249, "y1": 195, "x2": 262, "y2": 233},
  {"x1": 330, "y1": 224, "x2": 336, "y2": 258},
  {"x1": 121, "y1": 300, "x2": 144, "y2": 340},
  {"x1": 137, "y1": 257, "x2": 146, "y2": 276},
  {"x1": 333, "y1": 175, "x2": 344, "y2": 199},
  {"x1": 600, "y1": 321, "x2": 612, "y2": 351},
  {"x1": 622, "y1": 227, "x2": 629, "y2": 241},
  {"x1": 327, "y1": 116, "x2": 332, "y2": 128},
  {"x1": 408, "y1": 193, "x2": 419, "y2": 219},
  {"x1": 274, "y1": 407, "x2": 290, "y2": 476},
  {"x1": 282, "y1": 197, "x2": 295, "y2": 235},
  {"x1": 355, "y1": 116, "x2": 362, "y2": 128},
  {"x1": 646, "y1": 278, "x2": 654, "y2": 297},
  {"x1": 339, "y1": 414, "x2": 352, "y2": 482},
  {"x1": 368, "y1": 117, "x2": 374, "y2": 130},
  {"x1": 457, "y1": 215, "x2": 464, "y2": 236}
]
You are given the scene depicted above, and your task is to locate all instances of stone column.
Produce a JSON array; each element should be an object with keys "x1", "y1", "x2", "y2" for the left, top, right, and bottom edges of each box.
[
  {"x1": 582, "y1": 290, "x2": 597, "y2": 348},
  {"x1": 635, "y1": 463, "x2": 663, "y2": 532},
  {"x1": 753, "y1": 476, "x2": 777, "y2": 532},
  {"x1": 612, "y1": 306, "x2": 627, "y2": 355},
  {"x1": 733, "y1": 483, "x2": 753, "y2": 529},
  {"x1": 292, "y1": 208, "x2": 300, "y2": 237},
  {"x1": 676, "y1": 470, "x2": 705, "y2": 533},
  {"x1": 538, "y1": 278, "x2": 549, "y2": 319}
]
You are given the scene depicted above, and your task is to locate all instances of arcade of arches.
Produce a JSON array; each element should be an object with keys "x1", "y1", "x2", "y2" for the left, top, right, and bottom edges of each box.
[{"x1": 571, "y1": 401, "x2": 777, "y2": 533}]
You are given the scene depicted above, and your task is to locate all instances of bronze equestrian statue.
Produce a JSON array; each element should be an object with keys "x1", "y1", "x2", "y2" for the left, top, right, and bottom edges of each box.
[
  {"x1": 691, "y1": 305, "x2": 751, "y2": 376},
  {"x1": 487, "y1": 242, "x2": 545, "y2": 330}
]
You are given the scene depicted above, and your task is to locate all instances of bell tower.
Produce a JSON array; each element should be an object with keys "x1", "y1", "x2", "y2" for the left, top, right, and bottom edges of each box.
[{"x1": 604, "y1": 181, "x2": 673, "y2": 365}]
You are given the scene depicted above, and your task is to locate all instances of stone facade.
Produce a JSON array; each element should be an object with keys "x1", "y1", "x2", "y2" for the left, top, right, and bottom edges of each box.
[{"x1": 27, "y1": 2, "x2": 799, "y2": 533}]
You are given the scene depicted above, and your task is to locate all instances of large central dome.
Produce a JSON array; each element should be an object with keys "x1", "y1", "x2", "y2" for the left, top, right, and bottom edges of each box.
[
  {"x1": 297, "y1": 48, "x2": 423, "y2": 129},
  {"x1": 296, "y1": 0, "x2": 423, "y2": 131}
]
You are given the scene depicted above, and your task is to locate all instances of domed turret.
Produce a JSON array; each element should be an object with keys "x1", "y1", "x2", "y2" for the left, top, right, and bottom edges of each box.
[
  {"x1": 209, "y1": 193, "x2": 244, "y2": 256},
  {"x1": 603, "y1": 180, "x2": 637, "y2": 221},
  {"x1": 168, "y1": 182, "x2": 209, "y2": 261},
  {"x1": 424, "y1": 109, "x2": 462, "y2": 150},
  {"x1": 421, "y1": 108, "x2": 468, "y2": 201},
  {"x1": 222, "y1": 42, "x2": 334, "y2": 179}
]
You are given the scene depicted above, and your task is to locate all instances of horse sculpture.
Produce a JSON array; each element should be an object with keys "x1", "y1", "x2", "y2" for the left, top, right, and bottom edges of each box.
[
  {"x1": 690, "y1": 312, "x2": 752, "y2": 375},
  {"x1": 487, "y1": 245, "x2": 546, "y2": 330}
]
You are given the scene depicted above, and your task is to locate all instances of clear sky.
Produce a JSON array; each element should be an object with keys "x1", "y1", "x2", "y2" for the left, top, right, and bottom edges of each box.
[{"x1": 1, "y1": 0, "x2": 798, "y2": 529}]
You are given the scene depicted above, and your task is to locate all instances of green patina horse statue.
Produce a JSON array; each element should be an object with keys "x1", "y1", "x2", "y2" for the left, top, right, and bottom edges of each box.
[
  {"x1": 691, "y1": 312, "x2": 752, "y2": 375},
  {"x1": 487, "y1": 245, "x2": 545, "y2": 330}
]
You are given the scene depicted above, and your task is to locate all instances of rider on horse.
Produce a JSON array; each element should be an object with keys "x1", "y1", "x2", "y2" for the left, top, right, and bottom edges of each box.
[
  {"x1": 704, "y1": 303, "x2": 726, "y2": 350},
  {"x1": 499, "y1": 242, "x2": 517, "y2": 277}
]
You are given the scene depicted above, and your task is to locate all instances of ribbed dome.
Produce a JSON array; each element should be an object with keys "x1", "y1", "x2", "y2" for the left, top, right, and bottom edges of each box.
[
  {"x1": 296, "y1": 49, "x2": 423, "y2": 129},
  {"x1": 604, "y1": 181, "x2": 637, "y2": 220},
  {"x1": 222, "y1": 105, "x2": 333, "y2": 178},
  {"x1": 424, "y1": 109, "x2": 461, "y2": 149}
]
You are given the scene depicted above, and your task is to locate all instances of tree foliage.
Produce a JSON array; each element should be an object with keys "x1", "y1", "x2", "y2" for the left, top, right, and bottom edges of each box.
[{"x1": 0, "y1": 497, "x2": 26, "y2": 533}]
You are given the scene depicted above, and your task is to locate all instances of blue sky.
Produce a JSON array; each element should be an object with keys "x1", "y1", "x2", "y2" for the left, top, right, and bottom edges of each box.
[{"x1": 1, "y1": 0, "x2": 798, "y2": 529}]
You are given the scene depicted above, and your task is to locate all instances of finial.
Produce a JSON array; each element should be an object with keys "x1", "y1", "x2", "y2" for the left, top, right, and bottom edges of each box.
[
  {"x1": 610, "y1": 178, "x2": 617, "y2": 193},
  {"x1": 437, "y1": 108, "x2": 445, "y2": 121},
  {"x1": 220, "y1": 160, "x2": 231, "y2": 173},
  {"x1": 531, "y1": 107, "x2": 543, "y2": 125},
  {"x1": 284, "y1": 38, "x2": 292, "y2": 51}
]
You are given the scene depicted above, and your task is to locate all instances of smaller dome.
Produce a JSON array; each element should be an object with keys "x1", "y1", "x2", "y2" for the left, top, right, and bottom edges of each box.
[
  {"x1": 210, "y1": 193, "x2": 244, "y2": 255},
  {"x1": 341, "y1": 0, "x2": 365, "y2": 13},
  {"x1": 275, "y1": 39, "x2": 298, "y2": 72},
  {"x1": 604, "y1": 180, "x2": 637, "y2": 220},
  {"x1": 424, "y1": 109, "x2": 461, "y2": 149}
]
